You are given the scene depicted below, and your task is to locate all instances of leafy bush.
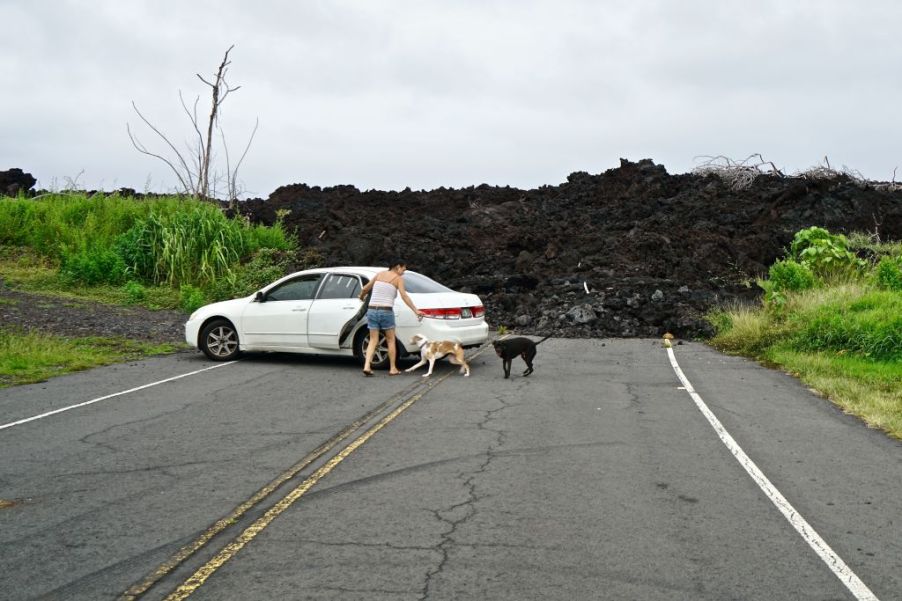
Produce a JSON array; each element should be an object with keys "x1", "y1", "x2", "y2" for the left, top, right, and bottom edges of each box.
[
  {"x1": 760, "y1": 259, "x2": 816, "y2": 308},
  {"x1": 246, "y1": 221, "x2": 295, "y2": 254},
  {"x1": 207, "y1": 248, "x2": 293, "y2": 301},
  {"x1": 179, "y1": 284, "x2": 207, "y2": 313},
  {"x1": 123, "y1": 280, "x2": 147, "y2": 304},
  {"x1": 60, "y1": 247, "x2": 127, "y2": 286},
  {"x1": 768, "y1": 259, "x2": 816, "y2": 292},
  {"x1": 789, "y1": 226, "x2": 865, "y2": 278},
  {"x1": 874, "y1": 256, "x2": 902, "y2": 291}
]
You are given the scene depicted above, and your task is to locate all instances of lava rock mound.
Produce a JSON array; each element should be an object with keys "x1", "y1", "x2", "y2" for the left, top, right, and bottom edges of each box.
[{"x1": 238, "y1": 159, "x2": 902, "y2": 339}]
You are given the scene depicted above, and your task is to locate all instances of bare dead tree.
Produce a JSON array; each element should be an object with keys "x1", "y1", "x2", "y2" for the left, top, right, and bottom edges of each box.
[
  {"x1": 220, "y1": 117, "x2": 259, "y2": 210},
  {"x1": 127, "y1": 45, "x2": 258, "y2": 200}
]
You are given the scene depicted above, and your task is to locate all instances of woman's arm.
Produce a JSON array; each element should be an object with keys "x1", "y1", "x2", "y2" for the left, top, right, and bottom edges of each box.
[
  {"x1": 397, "y1": 278, "x2": 425, "y2": 319},
  {"x1": 358, "y1": 277, "x2": 375, "y2": 301}
]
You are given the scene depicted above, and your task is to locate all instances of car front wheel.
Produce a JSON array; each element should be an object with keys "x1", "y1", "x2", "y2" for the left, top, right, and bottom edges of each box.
[{"x1": 200, "y1": 319, "x2": 240, "y2": 361}]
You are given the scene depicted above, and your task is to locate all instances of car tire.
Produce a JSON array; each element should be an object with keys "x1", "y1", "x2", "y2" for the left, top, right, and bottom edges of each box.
[
  {"x1": 355, "y1": 329, "x2": 398, "y2": 370},
  {"x1": 199, "y1": 319, "x2": 240, "y2": 361}
]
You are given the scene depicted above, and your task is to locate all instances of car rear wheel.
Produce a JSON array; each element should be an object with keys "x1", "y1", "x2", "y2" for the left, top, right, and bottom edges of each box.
[
  {"x1": 355, "y1": 329, "x2": 397, "y2": 370},
  {"x1": 200, "y1": 319, "x2": 240, "y2": 361}
]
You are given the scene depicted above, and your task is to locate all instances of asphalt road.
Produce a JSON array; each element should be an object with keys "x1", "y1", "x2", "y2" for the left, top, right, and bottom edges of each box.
[{"x1": 0, "y1": 339, "x2": 899, "y2": 601}]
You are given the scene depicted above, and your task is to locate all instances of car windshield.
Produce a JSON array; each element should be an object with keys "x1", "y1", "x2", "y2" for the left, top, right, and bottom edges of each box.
[{"x1": 403, "y1": 271, "x2": 453, "y2": 293}]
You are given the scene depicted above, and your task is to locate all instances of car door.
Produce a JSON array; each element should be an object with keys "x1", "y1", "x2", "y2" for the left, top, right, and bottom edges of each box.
[
  {"x1": 306, "y1": 273, "x2": 364, "y2": 349},
  {"x1": 240, "y1": 273, "x2": 323, "y2": 349}
]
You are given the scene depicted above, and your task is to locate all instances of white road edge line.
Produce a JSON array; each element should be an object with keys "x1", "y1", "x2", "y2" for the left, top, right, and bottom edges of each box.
[
  {"x1": 0, "y1": 361, "x2": 236, "y2": 432},
  {"x1": 666, "y1": 347, "x2": 879, "y2": 601}
]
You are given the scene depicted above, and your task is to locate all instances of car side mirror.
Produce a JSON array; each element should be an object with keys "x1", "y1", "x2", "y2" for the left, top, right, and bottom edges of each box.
[{"x1": 255, "y1": 291, "x2": 264, "y2": 302}]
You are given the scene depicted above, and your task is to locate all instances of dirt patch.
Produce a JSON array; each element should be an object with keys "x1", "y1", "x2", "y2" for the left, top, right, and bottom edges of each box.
[{"x1": 0, "y1": 282, "x2": 186, "y2": 345}]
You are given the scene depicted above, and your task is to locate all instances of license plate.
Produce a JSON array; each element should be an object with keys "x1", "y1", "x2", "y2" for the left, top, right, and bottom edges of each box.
[{"x1": 460, "y1": 308, "x2": 472, "y2": 318}]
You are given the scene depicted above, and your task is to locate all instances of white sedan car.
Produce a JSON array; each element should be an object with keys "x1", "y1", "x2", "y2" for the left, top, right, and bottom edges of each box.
[{"x1": 185, "y1": 267, "x2": 489, "y2": 368}]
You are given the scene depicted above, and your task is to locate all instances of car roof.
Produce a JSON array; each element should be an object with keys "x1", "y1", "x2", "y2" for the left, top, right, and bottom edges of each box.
[{"x1": 303, "y1": 266, "x2": 384, "y2": 275}]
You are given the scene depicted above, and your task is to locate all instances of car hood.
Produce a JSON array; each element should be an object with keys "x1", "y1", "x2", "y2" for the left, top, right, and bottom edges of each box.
[{"x1": 190, "y1": 296, "x2": 253, "y2": 321}]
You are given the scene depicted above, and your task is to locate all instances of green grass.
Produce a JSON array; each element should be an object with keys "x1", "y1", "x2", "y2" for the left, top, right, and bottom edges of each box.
[
  {"x1": 765, "y1": 348, "x2": 902, "y2": 438},
  {"x1": 0, "y1": 246, "x2": 181, "y2": 310},
  {"x1": 709, "y1": 283, "x2": 902, "y2": 439},
  {"x1": 0, "y1": 329, "x2": 180, "y2": 388}
]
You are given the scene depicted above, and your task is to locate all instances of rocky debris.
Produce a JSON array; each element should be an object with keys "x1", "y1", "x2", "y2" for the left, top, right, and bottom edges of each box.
[
  {"x1": 232, "y1": 158, "x2": 902, "y2": 340},
  {"x1": 0, "y1": 168, "x2": 36, "y2": 196},
  {"x1": 0, "y1": 282, "x2": 185, "y2": 345}
]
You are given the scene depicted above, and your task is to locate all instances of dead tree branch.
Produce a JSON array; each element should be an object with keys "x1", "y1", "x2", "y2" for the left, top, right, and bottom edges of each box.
[
  {"x1": 127, "y1": 44, "x2": 257, "y2": 200},
  {"x1": 692, "y1": 154, "x2": 783, "y2": 190}
]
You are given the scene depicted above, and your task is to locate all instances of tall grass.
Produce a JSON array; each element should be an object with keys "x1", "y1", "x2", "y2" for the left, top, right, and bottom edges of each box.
[
  {"x1": 0, "y1": 192, "x2": 295, "y2": 290},
  {"x1": 0, "y1": 192, "x2": 182, "y2": 256},
  {"x1": 786, "y1": 286, "x2": 902, "y2": 360}
]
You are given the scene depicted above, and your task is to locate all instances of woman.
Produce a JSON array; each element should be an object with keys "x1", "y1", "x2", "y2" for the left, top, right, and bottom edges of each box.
[{"x1": 358, "y1": 260, "x2": 425, "y2": 376}]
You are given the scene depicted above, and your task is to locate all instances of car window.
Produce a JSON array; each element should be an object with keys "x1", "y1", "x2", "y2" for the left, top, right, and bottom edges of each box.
[
  {"x1": 266, "y1": 274, "x2": 323, "y2": 301},
  {"x1": 403, "y1": 271, "x2": 452, "y2": 293},
  {"x1": 317, "y1": 274, "x2": 362, "y2": 299}
]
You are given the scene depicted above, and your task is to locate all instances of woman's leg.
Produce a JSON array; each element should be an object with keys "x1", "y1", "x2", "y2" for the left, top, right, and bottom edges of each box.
[
  {"x1": 363, "y1": 328, "x2": 380, "y2": 372},
  {"x1": 384, "y1": 328, "x2": 399, "y2": 374}
]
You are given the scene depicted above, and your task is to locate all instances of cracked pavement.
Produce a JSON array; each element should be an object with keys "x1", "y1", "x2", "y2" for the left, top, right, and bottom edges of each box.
[{"x1": 1, "y1": 340, "x2": 900, "y2": 600}]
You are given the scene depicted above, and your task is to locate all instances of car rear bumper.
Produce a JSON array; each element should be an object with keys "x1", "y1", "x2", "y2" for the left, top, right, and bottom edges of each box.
[{"x1": 405, "y1": 319, "x2": 489, "y2": 350}]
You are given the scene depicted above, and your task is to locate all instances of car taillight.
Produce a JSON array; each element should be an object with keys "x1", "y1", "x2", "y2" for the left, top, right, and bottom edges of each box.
[
  {"x1": 421, "y1": 308, "x2": 462, "y2": 319},
  {"x1": 420, "y1": 306, "x2": 484, "y2": 319}
]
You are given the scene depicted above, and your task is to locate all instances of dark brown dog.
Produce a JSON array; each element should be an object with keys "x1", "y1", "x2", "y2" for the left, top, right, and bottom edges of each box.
[{"x1": 492, "y1": 335, "x2": 551, "y2": 378}]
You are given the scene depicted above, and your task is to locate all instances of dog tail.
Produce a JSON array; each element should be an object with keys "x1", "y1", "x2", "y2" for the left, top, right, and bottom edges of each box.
[{"x1": 535, "y1": 335, "x2": 552, "y2": 345}]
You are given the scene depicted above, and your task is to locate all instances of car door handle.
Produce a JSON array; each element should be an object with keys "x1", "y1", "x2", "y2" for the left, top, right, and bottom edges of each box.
[
  {"x1": 342, "y1": 306, "x2": 356, "y2": 310},
  {"x1": 292, "y1": 308, "x2": 307, "y2": 312}
]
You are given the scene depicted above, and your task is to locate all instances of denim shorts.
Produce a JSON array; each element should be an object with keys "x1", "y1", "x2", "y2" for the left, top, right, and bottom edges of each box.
[{"x1": 367, "y1": 307, "x2": 396, "y2": 330}]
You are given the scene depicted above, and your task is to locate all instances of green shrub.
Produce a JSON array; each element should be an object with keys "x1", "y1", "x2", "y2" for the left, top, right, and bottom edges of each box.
[
  {"x1": 874, "y1": 256, "x2": 902, "y2": 291},
  {"x1": 206, "y1": 247, "x2": 292, "y2": 301},
  {"x1": 246, "y1": 221, "x2": 295, "y2": 254},
  {"x1": 789, "y1": 226, "x2": 865, "y2": 278},
  {"x1": 179, "y1": 284, "x2": 207, "y2": 313},
  {"x1": 60, "y1": 247, "x2": 127, "y2": 286},
  {"x1": 768, "y1": 259, "x2": 816, "y2": 292},
  {"x1": 123, "y1": 280, "x2": 147, "y2": 304}
]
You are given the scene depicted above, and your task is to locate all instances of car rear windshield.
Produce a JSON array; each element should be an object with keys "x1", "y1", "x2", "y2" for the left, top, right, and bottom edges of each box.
[{"x1": 404, "y1": 271, "x2": 453, "y2": 293}]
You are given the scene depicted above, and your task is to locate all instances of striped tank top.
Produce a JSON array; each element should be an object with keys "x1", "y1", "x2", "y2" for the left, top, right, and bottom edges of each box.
[{"x1": 369, "y1": 275, "x2": 399, "y2": 307}]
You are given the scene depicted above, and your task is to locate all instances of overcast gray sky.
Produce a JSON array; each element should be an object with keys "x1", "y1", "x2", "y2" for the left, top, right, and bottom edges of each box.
[{"x1": 2, "y1": 1, "x2": 901, "y2": 197}]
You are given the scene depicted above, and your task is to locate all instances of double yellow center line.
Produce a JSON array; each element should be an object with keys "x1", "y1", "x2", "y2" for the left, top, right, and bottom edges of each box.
[{"x1": 120, "y1": 344, "x2": 492, "y2": 600}]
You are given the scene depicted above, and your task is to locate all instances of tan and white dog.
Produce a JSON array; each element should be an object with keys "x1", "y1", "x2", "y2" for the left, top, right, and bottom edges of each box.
[{"x1": 406, "y1": 333, "x2": 470, "y2": 377}]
